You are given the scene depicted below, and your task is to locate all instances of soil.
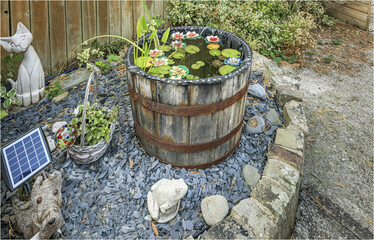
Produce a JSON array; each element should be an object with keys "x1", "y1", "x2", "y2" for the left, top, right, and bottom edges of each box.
[{"x1": 278, "y1": 22, "x2": 373, "y2": 238}]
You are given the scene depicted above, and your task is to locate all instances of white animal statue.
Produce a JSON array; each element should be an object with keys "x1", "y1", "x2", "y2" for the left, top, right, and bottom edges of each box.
[
  {"x1": 0, "y1": 22, "x2": 45, "y2": 107},
  {"x1": 147, "y1": 178, "x2": 188, "y2": 223}
]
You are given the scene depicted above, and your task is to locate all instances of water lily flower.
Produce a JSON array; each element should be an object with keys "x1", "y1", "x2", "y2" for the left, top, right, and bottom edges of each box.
[
  {"x1": 206, "y1": 35, "x2": 220, "y2": 43},
  {"x1": 170, "y1": 66, "x2": 187, "y2": 78},
  {"x1": 170, "y1": 40, "x2": 186, "y2": 50},
  {"x1": 185, "y1": 31, "x2": 199, "y2": 39},
  {"x1": 171, "y1": 32, "x2": 185, "y2": 40},
  {"x1": 224, "y1": 57, "x2": 242, "y2": 67},
  {"x1": 153, "y1": 57, "x2": 169, "y2": 67},
  {"x1": 169, "y1": 75, "x2": 182, "y2": 80},
  {"x1": 149, "y1": 48, "x2": 164, "y2": 58}
]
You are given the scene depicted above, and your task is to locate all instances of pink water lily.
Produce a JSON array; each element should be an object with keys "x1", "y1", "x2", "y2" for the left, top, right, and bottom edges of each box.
[
  {"x1": 170, "y1": 40, "x2": 186, "y2": 50},
  {"x1": 185, "y1": 31, "x2": 199, "y2": 39},
  {"x1": 153, "y1": 57, "x2": 169, "y2": 67},
  {"x1": 149, "y1": 48, "x2": 164, "y2": 58},
  {"x1": 171, "y1": 32, "x2": 184, "y2": 40},
  {"x1": 206, "y1": 35, "x2": 220, "y2": 43}
]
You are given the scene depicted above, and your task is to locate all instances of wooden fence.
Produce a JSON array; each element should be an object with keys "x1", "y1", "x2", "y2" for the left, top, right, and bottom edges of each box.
[
  {"x1": 325, "y1": 0, "x2": 373, "y2": 31},
  {"x1": 1, "y1": 0, "x2": 168, "y2": 75}
]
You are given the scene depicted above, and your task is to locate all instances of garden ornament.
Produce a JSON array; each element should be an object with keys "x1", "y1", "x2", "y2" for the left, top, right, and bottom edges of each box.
[
  {"x1": 147, "y1": 178, "x2": 188, "y2": 223},
  {"x1": 11, "y1": 171, "x2": 64, "y2": 239},
  {"x1": 0, "y1": 22, "x2": 45, "y2": 107}
]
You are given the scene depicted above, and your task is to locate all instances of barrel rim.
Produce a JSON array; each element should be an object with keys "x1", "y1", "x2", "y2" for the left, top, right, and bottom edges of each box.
[{"x1": 125, "y1": 26, "x2": 252, "y2": 86}]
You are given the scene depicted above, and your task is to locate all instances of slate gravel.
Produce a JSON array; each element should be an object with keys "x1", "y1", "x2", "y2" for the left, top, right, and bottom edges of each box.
[{"x1": 1, "y1": 68, "x2": 283, "y2": 239}]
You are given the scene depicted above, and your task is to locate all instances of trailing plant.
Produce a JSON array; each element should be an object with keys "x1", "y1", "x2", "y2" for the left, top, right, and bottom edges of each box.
[
  {"x1": 1, "y1": 53, "x2": 23, "y2": 83},
  {"x1": 166, "y1": 0, "x2": 335, "y2": 62},
  {"x1": 95, "y1": 54, "x2": 120, "y2": 74},
  {"x1": 0, "y1": 86, "x2": 20, "y2": 119},
  {"x1": 45, "y1": 81, "x2": 65, "y2": 98},
  {"x1": 70, "y1": 102, "x2": 118, "y2": 146}
]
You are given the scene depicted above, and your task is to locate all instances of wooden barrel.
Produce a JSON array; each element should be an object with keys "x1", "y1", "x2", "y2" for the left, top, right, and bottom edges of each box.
[{"x1": 125, "y1": 27, "x2": 252, "y2": 169}]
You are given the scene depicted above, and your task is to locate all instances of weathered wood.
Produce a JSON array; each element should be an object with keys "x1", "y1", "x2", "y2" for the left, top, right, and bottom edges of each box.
[
  {"x1": 121, "y1": 0, "x2": 133, "y2": 39},
  {"x1": 109, "y1": 0, "x2": 121, "y2": 41},
  {"x1": 327, "y1": 8, "x2": 368, "y2": 29},
  {"x1": 9, "y1": 0, "x2": 30, "y2": 35},
  {"x1": 330, "y1": 2, "x2": 368, "y2": 22},
  {"x1": 49, "y1": 0, "x2": 67, "y2": 75},
  {"x1": 129, "y1": 67, "x2": 250, "y2": 168},
  {"x1": 97, "y1": 0, "x2": 109, "y2": 44},
  {"x1": 66, "y1": 0, "x2": 82, "y2": 63},
  {"x1": 1, "y1": 1, "x2": 10, "y2": 71},
  {"x1": 336, "y1": 0, "x2": 372, "y2": 13},
  {"x1": 30, "y1": 0, "x2": 50, "y2": 75},
  {"x1": 82, "y1": 0, "x2": 96, "y2": 42}
]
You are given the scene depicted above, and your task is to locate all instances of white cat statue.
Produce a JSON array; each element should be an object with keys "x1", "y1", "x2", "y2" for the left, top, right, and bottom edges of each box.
[{"x1": 0, "y1": 22, "x2": 45, "y2": 107}]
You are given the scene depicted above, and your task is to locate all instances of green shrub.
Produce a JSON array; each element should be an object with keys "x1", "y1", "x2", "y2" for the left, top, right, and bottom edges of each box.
[{"x1": 166, "y1": 0, "x2": 334, "y2": 62}]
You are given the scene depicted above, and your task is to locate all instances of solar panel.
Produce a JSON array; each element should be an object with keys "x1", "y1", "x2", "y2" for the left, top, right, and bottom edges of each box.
[{"x1": 1, "y1": 126, "x2": 52, "y2": 191}]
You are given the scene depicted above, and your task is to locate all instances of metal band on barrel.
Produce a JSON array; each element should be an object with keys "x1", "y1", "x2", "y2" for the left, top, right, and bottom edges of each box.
[
  {"x1": 133, "y1": 118, "x2": 243, "y2": 153},
  {"x1": 128, "y1": 80, "x2": 250, "y2": 116}
]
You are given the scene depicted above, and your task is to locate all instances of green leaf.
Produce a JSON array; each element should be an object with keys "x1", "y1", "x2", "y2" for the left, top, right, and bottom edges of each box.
[
  {"x1": 105, "y1": 134, "x2": 110, "y2": 143},
  {"x1": 191, "y1": 64, "x2": 200, "y2": 70},
  {"x1": 3, "y1": 99, "x2": 11, "y2": 109},
  {"x1": 222, "y1": 49, "x2": 241, "y2": 58},
  {"x1": 55, "y1": 81, "x2": 61, "y2": 88},
  {"x1": 185, "y1": 45, "x2": 200, "y2": 54},
  {"x1": 135, "y1": 56, "x2": 153, "y2": 68},
  {"x1": 14, "y1": 99, "x2": 20, "y2": 104},
  {"x1": 159, "y1": 45, "x2": 171, "y2": 52},
  {"x1": 187, "y1": 75, "x2": 195, "y2": 79},
  {"x1": 212, "y1": 59, "x2": 223, "y2": 68},
  {"x1": 172, "y1": 52, "x2": 185, "y2": 59},
  {"x1": 219, "y1": 65, "x2": 236, "y2": 75},
  {"x1": 149, "y1": 30, "x2": 157, "y2": 40},
  {"x1": 0, "y1": 86, "x2": 6, "y2": 98},
  {"x1": 196, "y1": 61, "x2": 205, "y2": 66},
  {"x1": 7, "y1": 89, "x2": 16, "y2": 98},
  {"x1": 140, "y1": 16, "x2": 148, "y2": 32},
  {"x1": 162, "y1": 28, "x2": 170, "y2": 44},
  {"x1": 1, "y1": 109, "x2": 8, "y2": 119},
  {"x1": 136, "y1": 18, "x2": 142, "y2": 39},
  {"x1": 209, "y1": 49, "x2": 221, "y2": 56},
  {"x1": 168, "y1": 59, "x2": 175, "y2": 64}
]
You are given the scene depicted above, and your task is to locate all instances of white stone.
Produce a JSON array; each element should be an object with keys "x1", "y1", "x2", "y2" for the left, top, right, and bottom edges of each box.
[
  {"x1": 46, "y1": 136, "x2": 56, "y2": 152},
  {"x1": 201, "y1": 195, "x2": 229, "y2": 226},
  {"x1": 242, "y1": 164, "x2": 261, "y2": 188},
  {"x1": 248, "y1": 84, "x2": 266, "y2": 100},
  {"x1": 52, "y1": 121, "x2": 67, "y2": 133},
  {"x1": 147, "y1": 178, "x2": 188, "y2": 223},
  {"x1": 0, "y1": 22, "x2": 45, "y2": 107}
]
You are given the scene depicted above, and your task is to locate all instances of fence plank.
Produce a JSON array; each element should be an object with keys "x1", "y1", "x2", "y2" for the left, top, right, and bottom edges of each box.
[
  {"x1": 163, "y1": 0, "x2": 171, "y2": 28},
  {"x1": 109, "y1": 0, "x2": 121, "y2": 41},
  {"x1": 10, "y1": 0, "x2": 30, "y2": 35},
  {"x1": 66, "y1": 0, "x2": 82, "y2": 65},
  {"x1": 121, "y1": 0, "x2": 133, "y2": 39},
  {"x1": 49, "y1": 0, "x2": 67, "y2": 75},
  {"x1": 97, "y1": 0, "x2": 109, "y2": 44},
  {"x1": 30, "y1": 0, "x2": 50, "y2": 75},
  {"x1": 82, "y1": 0, "x2": 96, "y2": 42},
  {"x1": 1, "y1": 1, "x2": 10, "y2": 73}
]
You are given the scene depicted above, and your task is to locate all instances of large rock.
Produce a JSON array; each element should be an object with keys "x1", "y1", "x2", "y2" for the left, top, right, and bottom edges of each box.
[
  {"x1": 274, "y1": 128, "x2": 304, "y2": 151},
  {"x1": 276, "y1": 84, "x2": 303, "y2": 107},
  {"x1": 245, "y1": 116, "x2": 265, "y2": 135},
  {"x1": 201, "y1": 195, "x2": 229, "y2": 226},
  {"x1": 147, "y1": 178, "x2": 188, "y2": 223},
  {"x1": 248, "y1": 84, "x2": 266, "y2": 100},
  {"x1": 283, "y1": 100, "x2": 308, "y2": 134},
  {"x1": 202, "y1": 215, "x2": 252, "y2": 239},
  {"x1": 242, "y1": 164, "x2": 261, "y2": 189},
  {"x1": 266, "y1": 108, "x2": 281, "y2": 124}
]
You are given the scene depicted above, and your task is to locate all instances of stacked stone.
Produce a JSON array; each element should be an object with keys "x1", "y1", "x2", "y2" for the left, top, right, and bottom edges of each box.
[{"x1": 202, "y1": 51, "x2": 308, "y2": 239}]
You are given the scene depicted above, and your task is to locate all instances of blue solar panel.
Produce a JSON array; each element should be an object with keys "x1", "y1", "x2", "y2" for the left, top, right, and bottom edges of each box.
[{"x1": 1, "y1": 127, "x2": 52, "y2": 191}]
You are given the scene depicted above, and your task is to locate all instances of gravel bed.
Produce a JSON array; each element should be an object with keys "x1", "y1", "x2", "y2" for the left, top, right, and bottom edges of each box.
[{"x1": 1, "y1": 68, "x2": 283, "y2": 239}]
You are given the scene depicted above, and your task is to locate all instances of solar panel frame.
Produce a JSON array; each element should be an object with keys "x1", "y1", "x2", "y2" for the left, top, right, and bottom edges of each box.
[{"x1": 1, "y1": 126, "x2": 52, "y2": 191}]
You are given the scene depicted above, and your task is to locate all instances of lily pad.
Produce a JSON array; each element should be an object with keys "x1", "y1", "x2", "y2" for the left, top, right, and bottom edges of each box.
[
  {"x1": 135, "y1": 56, "x2": 153, "y2": 68},
  {"x1": 219, "y1": 65, "x2": 236, "y2": 75},
  {"x1": 187, "y1": 74, "x2": 199, "y2": 80},
  {"x1": 212, "y1": 59, "x2": 223, "y2": 68},
  {"x1": 159, "y1": 45, "x2": 172, "y2": 52},
  {"x1": 209, "y1": 49, "x2": 221, "y2": 56},
  {"x1": 218, "y1": 55, "x2": 227, "y2": 61},
  {"x1": 196, "y1": 61, "x2": 205, "y2": 66},
  {"x1": 207, "y1": 44, "x2": 220, "y2": 50},
  {"x1": 191, "y1": 64, "x2": 200, "y2": 70},
  {"x1": 176, "y1": 48, "x2": 186, "y2": 54},
  {"x1": 168, "y1": 59, "x2": 175, "y2": 64},
  {"x1": 149, "y1": 65, "x2": 171, "y2": 75},
  {"x1": 222, "y1": 48, "x2": 241, "y2": 58},
  {"x1": 172, "y1": 52, "x2": 185, "y2": 59},
  {"x1": 185, "y1": 45, "x2": 200, "y2": 54}
]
